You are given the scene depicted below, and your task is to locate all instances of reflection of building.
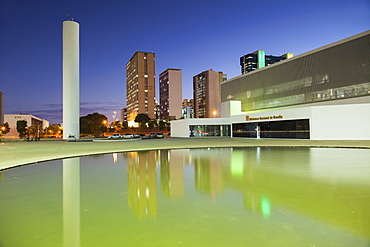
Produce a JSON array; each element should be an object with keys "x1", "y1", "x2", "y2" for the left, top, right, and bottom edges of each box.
[
  {"x1": 172, "y1": 31, "x2": 370, "y2": 140},
  {"x1": 193, "y1": 69, "x2": 227, "y2": 118},
  {"x1": 126, "y1": 51, "x2": 156, "y2": 125},
  {"x1": 193, "y1": 150, "x2": 224, "y2": 196},
  {"x1": 4, "y1": 114, "x2": 49, "y2": 138},
  {"x1": 160, "y1": 150, "x2": 184, "y2": 198},
  {"x1": 159, "y1": 69, "x2": 182, "y2": 120},
  {"x1": 240, "y1": 50, "x2": 293, "y2": 74},
  {"x1": 127, "y1": 151, "x2": 157, "y2": 219}
]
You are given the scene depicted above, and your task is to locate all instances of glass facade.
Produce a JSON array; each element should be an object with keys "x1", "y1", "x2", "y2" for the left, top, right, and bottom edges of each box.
[
  {"x1": 226, "y1": 33, "x2": 370, "y2": 112},
  {"x1": 233, "y1": 119, "x2": 310, "y2": 139},
  {"x1": 189, "y1": 125, "x2": 230, "y2": 137}
]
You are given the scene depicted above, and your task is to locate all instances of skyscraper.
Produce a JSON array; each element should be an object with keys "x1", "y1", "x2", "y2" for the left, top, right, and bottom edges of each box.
[
  {"x1": 126, "y1": 51, "x2": 155, "y2": 125},
  {"x1": 159, "y1": 68, "x2": 182, "y2": 120},
  {"x1": 193, "y1": 69, "x2": 227, "y2": 118},
  {"x1": 240, "y1": 50, "x2": 293, "y2": 74}
]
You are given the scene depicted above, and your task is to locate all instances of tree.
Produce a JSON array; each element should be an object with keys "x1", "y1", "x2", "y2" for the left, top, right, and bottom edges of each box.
[
  {"x1": 0, "y1": 122, "x2": 10, "y2": 140},
  {"x1": 80, "y1": 112, "x2": 108, "y2": 137},
  {"x1": 121, "y1": 121, "x2": 128, "y2": 129},
  {"x1": 158, "y1": 120, "x2": 170, "y2": 130},
  {"x1": 148, "y1": 119, "x2": 157, "y2": 130},
  {"x1": 45, "y1": 124, "x2": 62, "y2": 136},
  {"x1": 27, "y1": 125, "x2": 39, "y2": 138},
  {"x1": 134, "y1": 113, "x2": 151, "y2": 129},
  {"x1": 16, "y1": 120, "x2": 28, "y2": 138},
  {"x1": 111, "y1": 121, "x2": 122, "y2": 128}
]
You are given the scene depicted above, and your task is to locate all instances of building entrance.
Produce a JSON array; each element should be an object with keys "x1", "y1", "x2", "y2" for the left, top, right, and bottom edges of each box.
[{"x1": 232, "y1": 119, "x2": 310, "y2": 139}]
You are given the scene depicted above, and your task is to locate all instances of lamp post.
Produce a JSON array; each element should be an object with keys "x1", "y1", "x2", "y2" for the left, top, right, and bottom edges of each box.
[{"x1": 213, "y1": 111, "x2": 217, "y2": 118}]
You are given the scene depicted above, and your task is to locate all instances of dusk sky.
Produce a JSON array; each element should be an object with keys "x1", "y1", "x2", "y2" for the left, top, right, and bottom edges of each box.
[{"x1": 1, "y1": 0, "x2": 369, "y2": 124}]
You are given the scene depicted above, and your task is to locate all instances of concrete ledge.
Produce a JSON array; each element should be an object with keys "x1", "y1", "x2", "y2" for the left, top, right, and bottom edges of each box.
[{"x1": 1, "y1": 137, "x2": 369, "y2": 171}]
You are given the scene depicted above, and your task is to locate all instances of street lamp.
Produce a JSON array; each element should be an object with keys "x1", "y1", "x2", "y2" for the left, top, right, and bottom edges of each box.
[{"x1": 213, "y1": 111, "x2": 217, "y2": 118}]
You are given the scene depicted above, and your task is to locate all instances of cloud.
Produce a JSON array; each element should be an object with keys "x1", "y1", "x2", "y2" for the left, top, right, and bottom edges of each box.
[{"x1": 7, "y1": 101, "x2": 125, "y2": 124}]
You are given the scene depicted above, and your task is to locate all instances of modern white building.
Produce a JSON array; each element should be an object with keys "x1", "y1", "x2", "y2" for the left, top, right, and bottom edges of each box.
[
  {"x1": 4, "y1": 114, "x2": 50, "y2": 138},
  {"x1": 171, "y1": 30, "x2": 370, "y2": 140}
]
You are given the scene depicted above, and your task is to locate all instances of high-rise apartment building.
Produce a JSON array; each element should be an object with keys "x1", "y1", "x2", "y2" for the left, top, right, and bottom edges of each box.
[
  {"x1": 120, "y1": 108, "x2": 127, "y2": 123},
  {"x1": 240, "y1": 50, "x2": 293, "y2": 74},
  {"x1": 126, "y1": 51, "x2": 155, "y2": 125},
  {"x1": 193, "y1": 69, "x2": 227, "y2": 118},
  {"x1": 159, "y1": 68, "x2": 182, "y2": 120}
]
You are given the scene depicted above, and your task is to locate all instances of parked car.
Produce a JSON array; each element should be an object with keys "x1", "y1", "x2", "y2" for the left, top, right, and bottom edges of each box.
[
  {"x1": 148, "y1": 133, "x2": 156, "y2": 138},
  {"x1": 133, "y1": 133, "x2": 140, "y2": 138},
  {"x1": 108, "y1": 134, "x2": 121, "y2": 139},
  {"x1": 122, "y1": 133, "x2": 134, "y2": 139},
  {"x1": 156, "y1": 133, "x2": 164, "y2": 138}
]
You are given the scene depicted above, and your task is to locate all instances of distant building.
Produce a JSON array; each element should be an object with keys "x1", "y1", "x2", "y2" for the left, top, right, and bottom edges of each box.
[
  {"x1": 155, "y1": 99, "x2": 160, "y2": 120},
  {"x1": 240, "y1": 50, "x2": 293, "y2": 74},
  {"x1": 182, "y1": 99, "x2": 194, "y2": 107},
  {"x1": 0, "y1": 92, "x2": 4, "y2": 125},
  {"x1": 4, "y1": 114, "x2": 50, "y2": 138},
  {"x1": 120, "y1": 108, "x2": 127, "y2": 123},
  {"x1": 193, "y1": 69, "x2": 227, "y2": 118},
  {"x1": 181, "y1": 106, "x2": 194, "y2": 119},
  {"x1": 159, "y1": 68, "x2": 182, "y2": 120},
  {"x1": 126, "y1": 51, "x2": 156, "y2": 126},
  {"x1": 182, "y1": 99, "x2": 194, "y2": 119}
]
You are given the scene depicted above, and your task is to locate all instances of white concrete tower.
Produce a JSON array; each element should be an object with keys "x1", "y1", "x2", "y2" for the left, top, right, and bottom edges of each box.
[{"x1": 63, "y1": 19, "x2": 80, "y2": 139}]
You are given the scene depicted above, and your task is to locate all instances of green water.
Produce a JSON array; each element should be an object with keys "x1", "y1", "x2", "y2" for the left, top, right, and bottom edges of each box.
[{"x1": 0, "y1": 147, "x2": 369, "y2": 247}]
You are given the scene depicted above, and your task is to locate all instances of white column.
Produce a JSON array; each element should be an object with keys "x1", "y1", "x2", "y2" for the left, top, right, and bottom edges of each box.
[{"x1": 63, "y1": 20, "x2": 80, "y2": 139}]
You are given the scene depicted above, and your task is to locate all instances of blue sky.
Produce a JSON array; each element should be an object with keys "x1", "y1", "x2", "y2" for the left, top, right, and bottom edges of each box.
[{"x1": 1, "y1": 0, "x2": 369, "y2": 124}]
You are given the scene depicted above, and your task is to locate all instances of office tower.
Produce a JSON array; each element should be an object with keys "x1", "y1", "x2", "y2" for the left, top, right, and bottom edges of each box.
[
  {"x1": 182, "y1": 99, "x2": 194, "y2": 107},
  {"x1": 63, "y1": 19, "x2": 80, "y2": 139},
  {"x1": 126, "y1": 51, "x2": 155, "y2": 125},
  {"x1": 240, "y1": 50, "x2": 293, "y2": 74},
  {"x1": 159, "y1": 68, "x2": 182, "y2": 120},
  {"x1": 155, "y1": 99, "x2": 160, "y2": 120},
  {"x1": 120, "y1": 108, "x2": 127, "y2": 123},
  {"x1": 0, "y1": 92, "x2": 4, "y2": 125},
  {"x1": 193, "y1": 69, "x2": 227, "y2": 118}
]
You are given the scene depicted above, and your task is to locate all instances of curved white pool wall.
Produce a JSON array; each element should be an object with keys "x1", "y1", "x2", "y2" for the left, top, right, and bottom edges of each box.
[{"x1": 63, "y1": 20, "x2": 80, "y2": 139}]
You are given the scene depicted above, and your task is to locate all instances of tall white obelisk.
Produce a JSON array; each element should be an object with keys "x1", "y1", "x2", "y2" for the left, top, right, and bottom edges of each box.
[{"x1": 63, "y1": 18, "x2": 80, "y2": 139}]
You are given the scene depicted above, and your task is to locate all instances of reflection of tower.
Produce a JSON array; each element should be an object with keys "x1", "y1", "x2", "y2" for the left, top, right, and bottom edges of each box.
[
  {"x1": 63, "y1": 18, "x2": 80, "y2": 139},
  {"x1": 63, "y1": 157, "x2": 80, "y2": 247},
  {"x1": 193, "y1": 149, "x2": 224, "y2": 197},
  {"x1": 160, "y1": 150, "x2": 184, "y2": 198},
  {"x1": 127, "y1": 151, "x2": 157, "y2": 219}
]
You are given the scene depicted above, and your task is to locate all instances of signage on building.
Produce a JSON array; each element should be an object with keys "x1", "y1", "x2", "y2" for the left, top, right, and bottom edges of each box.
[{"x1": 246, "y1": 115, "x2": 283, "y2": 121}]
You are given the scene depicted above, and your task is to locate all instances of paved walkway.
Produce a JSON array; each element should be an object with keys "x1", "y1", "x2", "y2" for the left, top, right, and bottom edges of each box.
[{"x1": 1, "y1": 137, "x2": 370, "y2": 171}]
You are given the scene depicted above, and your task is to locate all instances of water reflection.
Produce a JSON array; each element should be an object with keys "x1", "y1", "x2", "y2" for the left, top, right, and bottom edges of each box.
[
  {"x1": 1, "y1": 147, "x2": 369, "y2": 246},
  {"x1": 123, "y1": 147, "x2": 370, "y2": 241},
  {"x1": 63, "y1": 157, "x2": 80, "y2": 247},
  {"x1": 127, "y1": 151, "x2": 157, "y2": 219},
  {"x1": 160, "y1": 149, "x2": 184, "y2": 198}
]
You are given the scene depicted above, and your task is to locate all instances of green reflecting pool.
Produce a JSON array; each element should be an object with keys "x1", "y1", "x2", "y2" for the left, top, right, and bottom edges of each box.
[{"x1": 0, "y1": 147, "x2": 369, "y2": 247}]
